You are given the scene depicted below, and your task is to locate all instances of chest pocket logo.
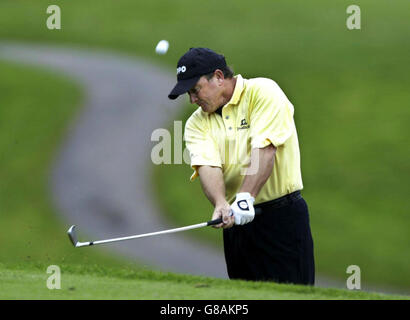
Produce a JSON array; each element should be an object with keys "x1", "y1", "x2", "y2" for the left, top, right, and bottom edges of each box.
[{"x1": 238, "y1": 118, "x2": 250, "y2": 130}]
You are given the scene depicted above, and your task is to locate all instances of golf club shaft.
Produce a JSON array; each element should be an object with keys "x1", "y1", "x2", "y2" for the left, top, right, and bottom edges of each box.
[
  {"x1": 84, "y1": 221, "x2": 209, "y2": 246},
  {"x1": 74, "y1": 208, "x2": 262, "y2": 247}
]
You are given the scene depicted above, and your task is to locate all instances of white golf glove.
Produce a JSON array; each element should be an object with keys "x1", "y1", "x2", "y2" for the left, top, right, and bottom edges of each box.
[{"x1": 230, "y1": 192, "x2": 255, "y2": 225}]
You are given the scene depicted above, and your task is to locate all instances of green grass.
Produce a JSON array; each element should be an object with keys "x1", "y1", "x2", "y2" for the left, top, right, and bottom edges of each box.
[
  {"x1": 0, "y1": 60, "x2": 133, "y2": 268},
  {"x1": 145, "y1": 1, "x2": 410, "y2": 291},
  {"x1": 0, "y1": 263, "x2": 407, "y2": 300},
  {"x1": 0, "y1": 0, "x2": 409, "y2": 297}
]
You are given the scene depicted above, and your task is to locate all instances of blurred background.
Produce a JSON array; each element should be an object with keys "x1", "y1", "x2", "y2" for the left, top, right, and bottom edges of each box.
[{"x1": 0, "y1": 0, "x2": 409, "y2": 294}]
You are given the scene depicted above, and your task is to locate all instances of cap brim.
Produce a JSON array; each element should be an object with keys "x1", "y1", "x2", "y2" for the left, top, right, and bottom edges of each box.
[{"x1": 168, "y1": 76, "x2": 200, "y2": 100}]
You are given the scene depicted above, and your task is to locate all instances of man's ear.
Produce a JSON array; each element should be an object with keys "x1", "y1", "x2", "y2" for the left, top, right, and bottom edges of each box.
[{"x1": 214, "y1": 69, "x2": 225, "y2": 85}]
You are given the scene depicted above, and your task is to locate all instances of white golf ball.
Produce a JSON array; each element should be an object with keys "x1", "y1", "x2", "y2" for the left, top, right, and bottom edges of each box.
[{"x1": 155, "y1": 40, "x2": 169, "y2": 55}]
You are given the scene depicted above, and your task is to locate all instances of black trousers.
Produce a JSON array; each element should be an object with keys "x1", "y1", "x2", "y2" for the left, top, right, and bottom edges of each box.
[{"x1": 223, "y1": 191, "x2": 315, "y2": 285}]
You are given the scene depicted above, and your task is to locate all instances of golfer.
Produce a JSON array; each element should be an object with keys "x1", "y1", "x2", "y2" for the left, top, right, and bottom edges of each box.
[{"x1": 168, "y1": 47, "x2": 315, "y2": 285}]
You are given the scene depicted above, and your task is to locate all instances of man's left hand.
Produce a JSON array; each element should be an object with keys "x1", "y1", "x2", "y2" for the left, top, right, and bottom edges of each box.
[{"x1": 231, "y1": 192, "x2": 255, "y2": 225}]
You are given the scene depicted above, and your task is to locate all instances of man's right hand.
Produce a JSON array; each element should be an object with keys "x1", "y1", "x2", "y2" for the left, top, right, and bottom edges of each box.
[
  {"x1": 196, "y1": 165, "x2": 234, "y2": 229},
  {"x1": 211, "y1": 201, "x2": 234, "y2": 229}
]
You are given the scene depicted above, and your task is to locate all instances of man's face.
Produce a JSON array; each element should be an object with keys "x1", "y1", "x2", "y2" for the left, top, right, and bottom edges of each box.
[{"x1": 187, "y1": 73, "x2": 223, "y2": 113}]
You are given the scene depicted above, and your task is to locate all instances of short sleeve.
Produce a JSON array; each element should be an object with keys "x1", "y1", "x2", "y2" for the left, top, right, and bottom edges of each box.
[
  {"x1": 249, "y1": 80, "x2": 295, "y2": 149},
  {"x1": 184, "y1": 111, "x2": 222, "y2": 181}
]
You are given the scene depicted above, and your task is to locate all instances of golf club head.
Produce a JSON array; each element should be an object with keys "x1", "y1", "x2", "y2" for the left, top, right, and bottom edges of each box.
[{"x1": 67, "y1": 225, "x2": 78, "y2": 247}]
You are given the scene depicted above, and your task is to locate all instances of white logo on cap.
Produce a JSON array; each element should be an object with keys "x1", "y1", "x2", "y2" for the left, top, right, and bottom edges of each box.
[{"x1": 177, "y1": 66, "x2": 187, "y2": 75}]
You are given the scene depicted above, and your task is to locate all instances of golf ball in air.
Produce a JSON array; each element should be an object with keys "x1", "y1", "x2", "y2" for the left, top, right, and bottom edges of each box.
[{"x1": 155, "y1": 40, "x2": 169, "y2": 55}]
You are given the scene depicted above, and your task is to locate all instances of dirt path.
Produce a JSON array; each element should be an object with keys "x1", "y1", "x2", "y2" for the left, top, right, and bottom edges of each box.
[{"x1": 0, "y1": 42, "x2": 227, "y2": 278}]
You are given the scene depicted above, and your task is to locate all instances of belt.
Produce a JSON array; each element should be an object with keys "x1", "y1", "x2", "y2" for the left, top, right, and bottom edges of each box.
[{"x1": 255, "y1": 191, "x2": 302, "y2": 210}]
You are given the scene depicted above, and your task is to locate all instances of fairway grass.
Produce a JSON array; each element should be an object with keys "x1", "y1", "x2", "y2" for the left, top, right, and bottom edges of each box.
[
  {"x1": 0, "y1": 60, "x2": 137, "y2": 269},
  {"x1": 0, "y1": 0, "x2": 409, "y2": 297},
  {"x1": 0, "y1": 264, "x2": 408, "y2": 300}
]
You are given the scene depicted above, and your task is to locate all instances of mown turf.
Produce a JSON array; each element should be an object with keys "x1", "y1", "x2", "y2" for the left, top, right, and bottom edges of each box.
[
  {"x1": 0, "y1": 0, "x2": 409, "y2": 296},
  {"x1": 149, "y1": 1, "x2": 410, "y2": 291},
  {"x1": 2, "y1": 56, "x2": 385, "y2": 302},
  {"x1": 0, "y1": 60, "x2": 134, "y2": 269},
  {"x1": 0, "y1": 263, "x2": 407, "y2": 300}
]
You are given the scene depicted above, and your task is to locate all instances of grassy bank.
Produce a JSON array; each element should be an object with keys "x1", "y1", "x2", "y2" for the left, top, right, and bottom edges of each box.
[
  {"x1": 0, "y1": 60, "x2": 132, "y2": 268},
  {"x1": 0, "y1": 0, "x2": 409, "y2": 293},
  {"x1": 1, "y1": 263, "x2": 407, "y2": 300}
]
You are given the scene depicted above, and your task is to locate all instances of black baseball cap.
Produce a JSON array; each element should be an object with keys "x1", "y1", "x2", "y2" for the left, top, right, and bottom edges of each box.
[{"x1": 168, "y1": 48, "x2": 227, "y2": 100}]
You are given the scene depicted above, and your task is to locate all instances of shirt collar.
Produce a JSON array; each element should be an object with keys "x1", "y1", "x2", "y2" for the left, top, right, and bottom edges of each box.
[{"x1": 225, "y1": 74, "x2": 244, "y2": 106}]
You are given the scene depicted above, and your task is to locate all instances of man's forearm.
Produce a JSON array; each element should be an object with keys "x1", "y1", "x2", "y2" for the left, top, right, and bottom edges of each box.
[
  {"x1": 239, "y1": 144, "x2": 276, "y2": 198},
  {"x1": 197, "y1": 165, "x2": 234, "y2": 228},
  {"x1": 197, "y1": 165, "x2": 227, "y2": 207}
]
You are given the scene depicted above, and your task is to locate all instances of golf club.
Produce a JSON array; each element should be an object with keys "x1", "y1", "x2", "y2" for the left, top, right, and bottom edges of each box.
[{"x1": 67, "y1": 208, "x2": 261, "y2": 248}]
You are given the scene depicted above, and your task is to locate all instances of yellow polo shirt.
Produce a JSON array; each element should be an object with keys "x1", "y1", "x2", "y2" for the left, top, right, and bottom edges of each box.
[{"x1": 184, "y1": 74, "x2": 303, "y2": 205}]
